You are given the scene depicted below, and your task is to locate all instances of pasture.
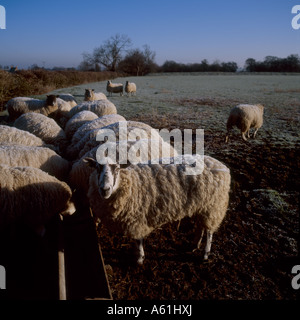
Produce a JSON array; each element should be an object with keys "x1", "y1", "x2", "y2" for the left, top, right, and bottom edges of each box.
[{"x1": 31, "y1": 73, "x2": 300, "y2": 299}]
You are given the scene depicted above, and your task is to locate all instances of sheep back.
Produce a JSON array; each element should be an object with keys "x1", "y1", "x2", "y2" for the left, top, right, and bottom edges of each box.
[
  {"x1": 67, "y1": 100, "x2": 117, "y2": 119},
  {"x1": 0, "y1": 145, "x2": 70, "y2": 181},
  {"x1": 13, "y1": 112, "x2": 68, "y2": 153}
]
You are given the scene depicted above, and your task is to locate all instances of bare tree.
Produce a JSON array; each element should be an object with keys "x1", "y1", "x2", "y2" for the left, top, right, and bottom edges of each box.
[{"x1": 92, "y1": 34, "x2": 132, "y2": 71}]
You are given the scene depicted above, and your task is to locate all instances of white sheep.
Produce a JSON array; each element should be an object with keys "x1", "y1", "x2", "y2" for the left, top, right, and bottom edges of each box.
[
  {"x1": 0, "y1": 125, "x2": 50, "y2": 148},
  {"x1": 125, "y1": 81, "x2": 137, "y2": 96},
  {"x1": 64, "y1": 110, "x2": 98, "y2": 139},
  {"x1": 106, "y1": 80, "x2": 123, "y2": 97},
  {"x1": 225, "y1": 104, "x2": 264, "y2": 142},
  {"x1": 67, "y1": 100, "x2": 117, "y2": 119},
  {"x1": 6, "y1": 95, "x2": 59, "y2": 121},
  {"x1": 0, "y1": 164, "x2": 75, "y2": 235},
  {"x1": 13, "y1": 112, "x2": 68, "y2": 154},
  {"x1": 0, "y1": 145, "x2": 70, "y2": 182},
  {"x1": 84, "y1": 89, "x2": 107, "y2": 101},
  {"x1": 84, "y1": 154, "x2": 231, "y2": 264}
]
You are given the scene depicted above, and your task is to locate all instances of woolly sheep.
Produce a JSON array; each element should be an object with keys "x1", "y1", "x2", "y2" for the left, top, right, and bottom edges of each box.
[
  {"x1": 0, "y1": 146, "x2": 70, "y2": 181},
  {"x1": 64, "y1": 110, "x2": 98, "y2": 139},
  {"x1": 84, "y1": 154, "x2": 231, "y2": 264},
  {"x1": 106, "y1": 80, "x2": 123, "y2": 96},
  {"x1": 68, "y1": 121, "x2": 163, "y2": 161},
  {"x1": 67, "y1": 100, "x2": 117, "y2": 119},
  {"x1": 0, "y1": 164, "x2": 75, "y2": 235},
  {"x1": 125, "y1": 81, "x2": 137, "y2": 96},
  {"x1": 6, "y1": 95, "x2": 59, "y2": 121},
  {"x1": 0, "y1": 125, "x2": 50, "y2": 148},
  {"x1": 13, "y1": 113, "x2": 68, "y2": 154},
  {"x1": 84, "y1": 89, "x2": 107, "y2": 101},
  {"x1": 225, "y1": 104, "x2": 264, "y2": 142}
]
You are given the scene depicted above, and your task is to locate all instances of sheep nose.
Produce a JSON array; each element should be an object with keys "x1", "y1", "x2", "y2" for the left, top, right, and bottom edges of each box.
[{"x1": 101, "y1": 186, "x2": 112, "y2": 199}]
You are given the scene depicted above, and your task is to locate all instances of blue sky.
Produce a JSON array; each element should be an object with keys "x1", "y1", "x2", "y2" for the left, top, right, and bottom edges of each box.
[{"x1": 0, "y1": 0, "x2": 299, "y2": 69}]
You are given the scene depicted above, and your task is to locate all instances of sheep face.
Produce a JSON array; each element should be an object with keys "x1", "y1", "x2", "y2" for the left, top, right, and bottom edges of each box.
[
  {"x1": 84, "y1": 157, "x2": 120, "y2": 199},
  {"x1": 85, "y1": 89, "x2": 94, "y2": 100},
  {"x1": 46, "y1": 95, "x2": 59, "y2": 107}
]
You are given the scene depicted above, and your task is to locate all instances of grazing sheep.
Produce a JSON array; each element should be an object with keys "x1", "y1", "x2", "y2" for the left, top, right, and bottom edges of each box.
[
  {"x1": 225, "y1": 104, "x2": 264, "y2": 142},
  {"x1": 68, "y1": 121, "x2": 163, "y2": 161},
  {"x1": 84, "y1": 89, "x2": 107, "y2": 101},
  {"x1": 106, "y1": 80, "x2": 123, "y2": 97},
  {"x1": 125, "y1": 81, "x2": 137, "y2": 96},
  {"x1": 84, "y1": 154, "x2": 231, "y2": 264},
  {"x1": 14, "y1": 113, "x2": 68, "y2": 154},
  {"x1": 67, "y1": 100, "x2": 117, "y2": 119},
  {"x1": 0, "y1": 146, "x2": 70, "y2": 181},
  {"x1": 64, "y1": 111, "x2": 98, "y2": 139},
  {"x1": 6, "y1": 95, "x2": 59, "y2": 121},
  {"x1": 0, "y1": 125, "x2": 50, "y2": 148},
  {"x1": 0, "y1": 164, "x2": 75, "y2": 235}
]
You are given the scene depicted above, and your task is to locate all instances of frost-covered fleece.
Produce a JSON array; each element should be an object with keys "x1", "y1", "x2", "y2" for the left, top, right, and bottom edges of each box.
[
  {"x1": 14, "y1": 112, "x2": 68, "y2": 153},
  {"x1": 226, "y1": 104, "x2": 264, "y2": 141},
  {"x1": 0, "y1": 145, "x2": 70, "y2": 182},
  {"x1": 6, "y1": 95, "x2": 59, "y2": 121},
  {"x1": 0, "y1": 165, "x2": 75, "y2": 233},
  {"x1": 87, "y1": 155, "x2": 231, "y2": 240},
  {"x1": 0, "y1": 125, "x2": 47, "y2": 147},
  {"x1": 67, "y1": 100, "x2": 117, "y2": 119}
]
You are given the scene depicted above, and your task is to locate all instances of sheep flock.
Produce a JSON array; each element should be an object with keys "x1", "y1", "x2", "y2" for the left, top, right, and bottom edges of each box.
[{"x1": 0, "y1": 78, "x2": 265, "y2": 279}]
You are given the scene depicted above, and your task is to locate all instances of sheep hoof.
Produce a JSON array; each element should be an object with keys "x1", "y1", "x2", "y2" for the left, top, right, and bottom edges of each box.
[{"x1": 137, "y1": 256, "x2": 145, "y2": 265}]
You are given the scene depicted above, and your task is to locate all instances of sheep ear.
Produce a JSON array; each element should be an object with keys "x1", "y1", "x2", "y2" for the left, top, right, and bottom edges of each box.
[{"x1": 83, "y1": 157, "x2": 98, "y2": 168}]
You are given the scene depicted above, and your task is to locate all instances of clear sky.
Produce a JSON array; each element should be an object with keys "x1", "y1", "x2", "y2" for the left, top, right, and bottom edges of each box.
[{"x1": 0, "y1": 0, "x2": 299, "y2": 69}]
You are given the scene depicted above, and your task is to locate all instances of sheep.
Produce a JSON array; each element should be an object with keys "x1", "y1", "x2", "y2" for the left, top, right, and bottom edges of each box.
[
  {"x1": 0, "y1": 145, "x2": 70, "y2": 181},
  {"x1": 84, "y1": 154, "x2": 231, "y2": 264},
  {"x1": 64, "y1": 111, "x2": 98, "y2": 139},
  {"x1": 67, "y1": 100, "x2": 117, "y2": 119},
  {"x1": 225, "y1": 104, "x2": 264, "y2": 142},
  {"x1": 84, "y1": 89, "x2": 107, "y2": 101},
  {"x1": 13, "y1": 113, "x2": 68, "y2": 154},
  {"x1": 0, "y1": 125, "x2": 51, "y2": 148},
  {"x1": 6, "y1": 95, "x2": 59, "y2": 121},
  {"x1": 0, "y1": 164, "x2": 75, "y2": 235},
  {"x1": 67, "y1": 121, "x2": 163, "y2": 161},
  {"x1": 125, "y1": 81, "x2": 137, "y2": 96},
  {"x1": 106, "y1": 80, "x2": 123, "y2": 97}
]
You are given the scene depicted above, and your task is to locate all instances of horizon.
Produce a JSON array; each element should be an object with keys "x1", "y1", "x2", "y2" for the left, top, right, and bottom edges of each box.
[{"x1": 0, "y1": 0, "x2": 299, "y2": 70}]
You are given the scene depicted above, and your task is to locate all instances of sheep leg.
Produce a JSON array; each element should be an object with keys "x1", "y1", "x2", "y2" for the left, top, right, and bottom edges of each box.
[
  {"x1": 253, "y1": 128, "x2": 259, "y2": 138},
  {"x1": 241, "y1": 131, "x2": 248, "y2": 141},
  {"x1": 204, "y1": 231, "x2": 213, "y2": 260},
  {"x1": 136, "y1": 238, "x2": 145, "y2": 265}
]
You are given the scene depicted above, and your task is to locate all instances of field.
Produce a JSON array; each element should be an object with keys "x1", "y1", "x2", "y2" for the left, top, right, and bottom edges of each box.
[{"x1": 19, "y1": 74, "x2": 300, "y2": 299}]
